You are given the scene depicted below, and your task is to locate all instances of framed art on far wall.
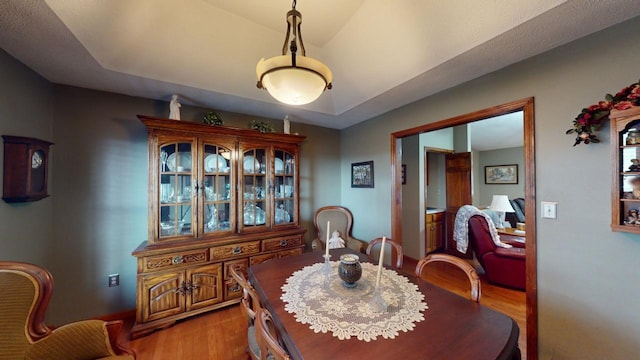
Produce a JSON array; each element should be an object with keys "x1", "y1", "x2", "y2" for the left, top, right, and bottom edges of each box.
[
  {"x1": 485, "y1": 164, "x2": 518, "y2": 184},
  {"x1": 351, "y1": 161, "x2": 374, "y2": 188}
]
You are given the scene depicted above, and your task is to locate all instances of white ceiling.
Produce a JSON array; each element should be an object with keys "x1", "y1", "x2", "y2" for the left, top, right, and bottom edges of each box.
[{"x1": 1, "y1": 0, "x2": 640, "y2": 131}]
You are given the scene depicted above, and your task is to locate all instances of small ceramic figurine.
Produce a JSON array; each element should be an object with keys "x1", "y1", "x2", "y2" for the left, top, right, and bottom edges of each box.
[
  {"x1": 284, "y1": 115, "x2": 291, "y2": 134},
  {"x1": 169, "y1": 94, "x2": 181, "y2": 120},
  {"x1": 630, "y1": 177, "x2": 640, "y2": 199},
  {"x1": 629, "y1": 159, "x2": 640, "y2": 172},
  {"x1": 328, "y1": 230, "x2": 346, "y2": 249},
  {"x1": 624, "y1": 209, "x2": 638, "y2": 225}
]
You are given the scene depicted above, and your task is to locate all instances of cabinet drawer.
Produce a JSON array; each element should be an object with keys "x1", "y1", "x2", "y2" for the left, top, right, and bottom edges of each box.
[
  {"x1": 262, "y1": 236, "x2": 302, "y2": 252},
  {"x1": 277, "y1": 247, "x2": 303, "y2": 258},
  {"x1": 426, "y1": 212, "x2": 444, "y2": 223},
  {"x1": 250, "y1": 253, "x2": 278, "y2": 266},
  {"x1": 143, "y1": 249, "x2": 209, "y2": 271},
  {"x1": 223, "y1": 259, "x2": 249, "y2": 300},
  {"x1": 211, "y1": 241, "x2": 260, "y2": 260}
]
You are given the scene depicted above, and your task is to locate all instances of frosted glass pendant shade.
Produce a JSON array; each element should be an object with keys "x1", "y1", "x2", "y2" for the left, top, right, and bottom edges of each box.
[{"x1": 257, "y1": 55, "x2": 332, "y2": 106}]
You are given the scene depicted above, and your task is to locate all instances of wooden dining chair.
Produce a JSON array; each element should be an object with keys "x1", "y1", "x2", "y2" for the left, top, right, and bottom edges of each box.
[
  {"x1": 366, "y1": 237, "x2": 404, "y2": 269},
  {"x1": 255, "y1": 308, "x2": 291, "y2": 360},
  {"x1": 415, "y1": 254, "x2": 482, "y2": 303},
  {"x1": 229, "y1": 265, "x2": 262, "y2": 360}
]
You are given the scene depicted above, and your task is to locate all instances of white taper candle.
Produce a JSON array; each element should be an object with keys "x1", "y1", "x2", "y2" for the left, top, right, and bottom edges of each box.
[
  {"x1": 376, "y1": 236, "x2": 386, "y2": 287},
  {"x1": 325, "y1": 221, "x2": 331, "y2": 258}
]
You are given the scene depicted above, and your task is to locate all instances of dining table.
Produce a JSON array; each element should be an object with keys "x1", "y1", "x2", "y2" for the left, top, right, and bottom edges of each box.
[{"x1": 247, "y1": 247, "x2": 520, "y2": 360}]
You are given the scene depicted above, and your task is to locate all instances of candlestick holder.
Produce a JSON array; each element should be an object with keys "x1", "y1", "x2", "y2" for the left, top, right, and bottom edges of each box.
[
  {"x1": 369, "y1": 287, "x2": 388, "y2": 313},
  {"x1": 322, "y1": 254, "x2": 332, "y2": 277}
]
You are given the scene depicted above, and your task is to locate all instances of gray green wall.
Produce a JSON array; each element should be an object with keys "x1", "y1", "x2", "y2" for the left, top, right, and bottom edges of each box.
[
  {"x1": 0, "y1": 50, "x2": 341, "y2": 324},
  {"x1": 476, "y1": 146, "x2": 525, "y2": 207},
  {"x1": 340, "y1": 16, "x2": 640, "y2": 359},
  {"x1": 0, "y1": 50, "x2": 53, "y2": 265}
]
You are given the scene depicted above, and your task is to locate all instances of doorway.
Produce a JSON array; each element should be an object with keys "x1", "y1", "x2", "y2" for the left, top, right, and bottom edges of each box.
[{"x1": 390, "y1": 97, "x2": 537, "y2": 359}]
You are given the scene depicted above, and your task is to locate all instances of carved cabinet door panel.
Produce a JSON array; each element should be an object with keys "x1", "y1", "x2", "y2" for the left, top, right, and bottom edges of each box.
[
  {"x1": 186, "y1": 263, "x2": 223, "y2": 311},
  {"x1": 141, "y1": 271, "x2": 186, "y2": 322}
]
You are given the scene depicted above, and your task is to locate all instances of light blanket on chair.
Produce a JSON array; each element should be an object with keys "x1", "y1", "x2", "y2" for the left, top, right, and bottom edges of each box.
[{"x1": 454, "y1": 205, "x2": 512, "y2": 253}]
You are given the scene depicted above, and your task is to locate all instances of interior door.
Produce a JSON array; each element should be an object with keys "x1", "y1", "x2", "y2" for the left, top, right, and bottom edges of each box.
[{"x1": 445, "y1": 152, "x2": 473, "y2": 258}]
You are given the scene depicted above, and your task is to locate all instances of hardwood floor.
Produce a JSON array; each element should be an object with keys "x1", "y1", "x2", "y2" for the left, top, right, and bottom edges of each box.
[
  {"x1": 403, "y1": 256, "x2": 527, "y2": 359},
  {"x1": 123, "y1": 256, "x2": 526, "y2": 360}
]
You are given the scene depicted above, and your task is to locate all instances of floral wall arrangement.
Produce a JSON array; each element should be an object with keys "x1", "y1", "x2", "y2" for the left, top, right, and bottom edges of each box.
[{"x1": 567, "y1": 79, "x2": 640, "y2": 146}]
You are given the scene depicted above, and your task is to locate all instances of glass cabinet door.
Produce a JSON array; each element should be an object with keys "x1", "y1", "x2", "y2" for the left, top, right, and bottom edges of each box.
[
  {"x1": 203, "y1": 144, "x2": 233, "y2": 234},
  {"x1": 240, "y1": 148, "x2": 268, "y2": 231},
  {"x1": 159, "y1": 142, "x2": 193, "y2": 238},
  {"x1": 273, "y1": 149, "x2": 296, "y2": 226}
]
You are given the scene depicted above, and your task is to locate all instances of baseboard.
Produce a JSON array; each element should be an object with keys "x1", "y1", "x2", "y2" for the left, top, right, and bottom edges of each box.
[{"x1": 95, "y1": 309, "x2": 136, "y2": 323}]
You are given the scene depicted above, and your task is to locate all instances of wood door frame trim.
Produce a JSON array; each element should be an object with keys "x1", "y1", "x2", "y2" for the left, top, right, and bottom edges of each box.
[{"x1": 390, "y1": 97, "x2": 537, "y2": 360}]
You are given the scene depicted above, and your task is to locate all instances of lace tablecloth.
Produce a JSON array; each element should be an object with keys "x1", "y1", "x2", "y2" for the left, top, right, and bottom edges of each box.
[{"x1": 280, "y1": 260, "x2": 428, "y2": 341}]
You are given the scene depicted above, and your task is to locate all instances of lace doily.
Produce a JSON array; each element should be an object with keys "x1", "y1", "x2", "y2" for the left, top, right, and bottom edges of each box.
[{"x1": 280, "y1": 261, "x2": 428, "y2": 341}]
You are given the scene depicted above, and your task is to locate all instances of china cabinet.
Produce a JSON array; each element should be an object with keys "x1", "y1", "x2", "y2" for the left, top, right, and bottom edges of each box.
[
  {"x1": 131, "y1": 116, "x2": 306, "y2": 338},
  {"x1": 611, "y1": 107, "x2": 640, "y2": 233}
]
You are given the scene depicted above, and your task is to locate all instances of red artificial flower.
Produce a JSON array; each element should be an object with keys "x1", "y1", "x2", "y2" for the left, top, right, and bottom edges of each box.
[{"x1": 614, "y1": 101, "x2": 634, "y2": 110}]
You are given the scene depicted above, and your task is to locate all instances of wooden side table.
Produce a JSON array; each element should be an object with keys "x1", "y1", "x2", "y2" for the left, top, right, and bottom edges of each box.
[{"x1": 497, "y1": 228, "x2": 526, "y2": 247}]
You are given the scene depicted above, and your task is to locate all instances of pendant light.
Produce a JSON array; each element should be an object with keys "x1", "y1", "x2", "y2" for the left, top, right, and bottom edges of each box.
[{"x1": 256, "y1": 0, "x2": 333, "y2": 105}]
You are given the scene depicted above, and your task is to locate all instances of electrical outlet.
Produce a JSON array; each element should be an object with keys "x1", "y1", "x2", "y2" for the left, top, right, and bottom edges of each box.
[
  {"x1": 108, "y1": 273, "x2": 120, "y2": 287},
  {"x1": 541, "y1": 201, "x2": 558, "y2": 219}
]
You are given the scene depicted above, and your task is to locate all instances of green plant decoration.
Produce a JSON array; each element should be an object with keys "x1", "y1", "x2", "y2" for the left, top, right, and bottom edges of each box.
[
  {"x1": 203, "y1": 112, "x2": 224, "y2": 126},
  {"x1": 249, "y1": 120, "x2": 275, "y2": 133}
]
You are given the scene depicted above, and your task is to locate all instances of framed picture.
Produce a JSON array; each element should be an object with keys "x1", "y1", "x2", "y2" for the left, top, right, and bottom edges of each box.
[
  {"x1": 351, "y1": 161, "x2": 374, "y2": 188},
  {"x1": 485, "y1": 164, "x2": 518, "y2": 184}
]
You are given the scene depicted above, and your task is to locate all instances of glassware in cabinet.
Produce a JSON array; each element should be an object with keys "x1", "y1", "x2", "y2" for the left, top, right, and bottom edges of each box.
[
  {"x1": 158, "y1": 142, "x2": 193, "y2": 239},
  {"x1": 202, "y1": 144, "x2": 234, "y2": 234},
  {"x1": 241, "y1": 148, "x2": 268, "y2": 230},
  {"x1": 274, "y1": 149, "x2": 295, "y2": 225}
]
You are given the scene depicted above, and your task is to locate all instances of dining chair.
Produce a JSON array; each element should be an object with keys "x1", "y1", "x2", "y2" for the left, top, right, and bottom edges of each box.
[
  {"x1": 414, "y1": 254, "x2": 482, "y2": 303},
  {"x1": 255, "y1": 308, "x2": 291, "y2": 360},
  {"x1": 312, "y1": 206, "x2": 366, "y2": 253},
  {"x1": 366, "y1": 237, "x2": 404, "y2": 269},
  {"x1": 229, "y1": 265, "x2": 261, "y2": 360}
]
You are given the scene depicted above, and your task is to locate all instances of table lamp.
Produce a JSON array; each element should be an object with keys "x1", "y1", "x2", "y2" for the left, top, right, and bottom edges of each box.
[{"x1": 489, "y1": 195, "x2": 515, "y2": 229}]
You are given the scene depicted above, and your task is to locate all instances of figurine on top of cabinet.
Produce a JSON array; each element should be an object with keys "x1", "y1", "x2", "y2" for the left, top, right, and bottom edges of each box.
[
  {"x1": 629, "y1": 159, "x2": 640, "y2": 172},
  {"x1": 169, "y1": 94, "x2": 181, "y2": 120}
]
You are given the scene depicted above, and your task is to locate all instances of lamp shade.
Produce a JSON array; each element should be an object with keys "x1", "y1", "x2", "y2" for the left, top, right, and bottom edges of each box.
[
  {"x1": 256, "y1": 55, "x2": 332, "y2": 105},
  {"x1": 489, "y1": 195, "x2": 515, "y2": 213}
]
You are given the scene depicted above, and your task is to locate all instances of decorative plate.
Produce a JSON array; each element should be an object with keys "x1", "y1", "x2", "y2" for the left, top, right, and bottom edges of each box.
[
  {"x1": 243, "y1": 155, "x2": 260, "y2": 173},
  {"x1": 275, "y1": 158, "x2": 284, "y2": 174},
  {"x1": 166, "y1": 152, "x2": 191, "y2": 171},
  {"x1": 204, "y1": 154, "x2": 228, "y2": 172}
]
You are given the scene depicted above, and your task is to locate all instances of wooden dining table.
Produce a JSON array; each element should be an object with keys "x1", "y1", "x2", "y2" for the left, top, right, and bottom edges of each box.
[{"x1": 248, "y1": 248, "x2": 520, "y2": 360}]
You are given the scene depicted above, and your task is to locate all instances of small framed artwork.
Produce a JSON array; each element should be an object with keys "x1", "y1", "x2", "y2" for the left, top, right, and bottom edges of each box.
[
  {"x1": 485, "y1": 164, "x2": 518, "y2": 184},
  {"x1": 401, "y1": 164, "x2": 407, "y2": 185},
  {"x1": 351, "y1": 161, "x2": 374, "y2": 188}
]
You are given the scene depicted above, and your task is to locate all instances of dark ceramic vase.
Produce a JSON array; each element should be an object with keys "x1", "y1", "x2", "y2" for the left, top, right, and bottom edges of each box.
[{"x1": 338, "y1": 254, "x2": 362, "y2": 288}]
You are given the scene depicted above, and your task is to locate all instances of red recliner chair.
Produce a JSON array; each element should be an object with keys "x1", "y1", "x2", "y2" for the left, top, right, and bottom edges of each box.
[{"x1": 468, "y1": 215, "x2": 526, "y2": 290}]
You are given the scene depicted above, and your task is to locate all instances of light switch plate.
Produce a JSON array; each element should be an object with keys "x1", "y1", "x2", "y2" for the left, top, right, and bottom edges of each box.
[{"x1": 541, "y1": 201, "x2": 557, "y2": 219}]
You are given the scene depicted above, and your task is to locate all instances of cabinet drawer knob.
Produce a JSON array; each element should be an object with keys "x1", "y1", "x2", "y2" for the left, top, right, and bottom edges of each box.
[
  {"x1": 230, "y1": 284, "x2": 241, "y2": 293},
  {"x1": 232, "y1": 246, "x2": 242, "y2": 255},
  {"x1": 279, "y1": 239, "x2": 288, "y2": 247},
  {"x1": 172, "y1": 256, "x2": 184, "y2": 264}
]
